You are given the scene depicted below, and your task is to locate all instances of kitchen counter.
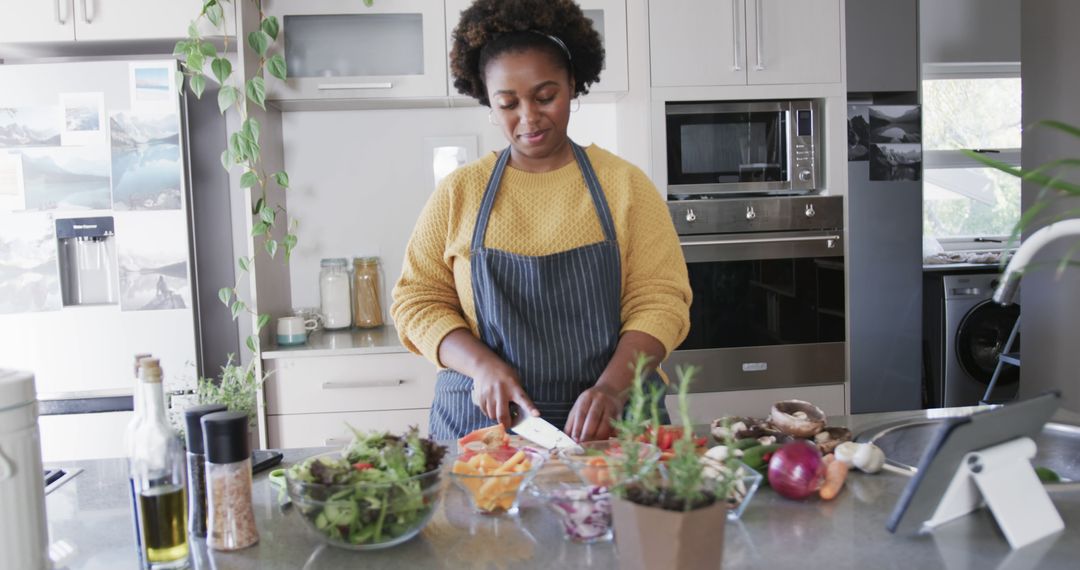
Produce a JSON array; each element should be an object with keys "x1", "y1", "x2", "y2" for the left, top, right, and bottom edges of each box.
[
  {"x1": 45, "y1": 410, "x2": 1080, "y2": 570},
  {"x1": 261, "y1": 325, "x2": 408, "y2": 359}
]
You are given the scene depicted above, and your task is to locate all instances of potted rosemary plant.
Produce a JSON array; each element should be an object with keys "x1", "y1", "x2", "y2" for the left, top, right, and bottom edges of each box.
[{"x1": 608, "y1": 356, "x2": 739, "y2": 570}]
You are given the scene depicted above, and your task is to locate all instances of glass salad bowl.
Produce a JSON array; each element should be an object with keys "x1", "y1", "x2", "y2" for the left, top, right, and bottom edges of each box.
[
  {"x1": 284, "y1": 453, "x2": 445, "y2": 550},
  {"x1": 700, "y1": 459, "x2": 764, "y2": 520},
  {"x1": 529, "y1": 465, "x2": 613, "y2": 544},
  {"x1": 557, "y1": 440, "x2": 661, "y2": 487},
  {"x1": 449, "y1": 447, "x2": 546, "y2": 516}
]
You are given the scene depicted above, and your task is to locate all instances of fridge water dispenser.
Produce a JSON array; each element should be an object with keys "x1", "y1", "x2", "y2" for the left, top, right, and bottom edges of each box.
[{"x1": 56, "y1": 217, "x2": 118, "y2": 306}]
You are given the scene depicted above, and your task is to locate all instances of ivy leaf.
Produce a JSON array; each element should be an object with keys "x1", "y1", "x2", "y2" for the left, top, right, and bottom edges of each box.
[
  {"x1": 247, "y1": 30, "x2": 270, "y2": 57},
  {"x1": 240, "y1": 170, "x2": 258, "y2": 188},
  {"x1": 252, "y1": 197, "x2": 266, "y2": 216},
  {"x1": 238, "y1": 256, "x2": 250, "y2": 272},
  {"x1": 251, "y1": 221, "x2": 269, "y2": 237},
  {"x1": 206, "y1": 2, "x2": 224, "y2": 27},
  {"x1": 245, "y1": 335, "x2": 259, "y2": 354},
  {"x1": 230, "y1": 300, "x2": 243, "y2": 320},
  {"x1": 211, "y1": 57, "x2": 232, "y2": 84},
  {"x1": 256, "y1": 313, "x2": 270, "y2": 333},
  {"x1": 198, "y1": 41, "x2": 217, "y2": 59},
  {"x1": 217, "y1": 287, "x2": 232, "y2": 306},
  {"x1": 284, "y1": 233, "x2": 298, "y2": 261},
  {"x1": 186, "y1": 52, "x2": 204, "y2": 75},
  {"x1": 363, "y1": 0, "x2": 374, "y2": 6},
  {"x1": 175, "y1": 70, "x2": 185, "y2": 92},
  {"x1": 243, "y1": 117, "x2": 260, "y2": 142},
  {"x1": 188, "y1": 21, "x2": 199, "y2": 40},
  {"x1": 189, "y1": 74, "x2": 206, "y2": 99},
  {"x1": 246, "y1": 76, "x2": 266, "y2": 110},
  {"x1": 237, "y1": 131, "x2": 259, "y2": 161},
  {"x1": 261, "y1": 16, "x2": 280, "y2": 41},
  {"x1": 265, "y1": 238, "x2": 279, "y2": 259},
  {"x1": 220, "y1": 148, "x2": 235, "y2": 171},
  {"x1": 228, "y1": 132, "x2": 245, "y2": 161},
  {"x1": 260, "y1": 206, "x2": 275, "y2": 225},
  {"x1": 218, "y1": 85, "x2": 239, "y2": 114},
  {"x1": 173, "y1": 40, "x2": 192, "y2": 57},
  {"x1": 267, "y1": 54, "x2": 287, "y2": 81},
  {"x1": 272, "y1": 171, "x2": 289, "y2": 189}
]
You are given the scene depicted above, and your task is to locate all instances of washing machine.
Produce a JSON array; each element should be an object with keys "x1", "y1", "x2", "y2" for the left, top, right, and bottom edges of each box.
[{"x1": 923, "y1": 271, "x2": 1020, "y2": 408}]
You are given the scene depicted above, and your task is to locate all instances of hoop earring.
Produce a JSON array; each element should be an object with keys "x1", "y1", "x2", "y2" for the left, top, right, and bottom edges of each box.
[
  {"x1": 488, "y1": 110, "x2": 498, "y2": 126},
  {"x1": 570, "y1": 98, "x2": 581, "y2": 113}
]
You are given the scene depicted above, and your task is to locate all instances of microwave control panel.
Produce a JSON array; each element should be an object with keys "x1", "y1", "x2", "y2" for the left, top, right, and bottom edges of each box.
[{"x1": 791, "y1": 105, "x2": 817, "y2": 188}]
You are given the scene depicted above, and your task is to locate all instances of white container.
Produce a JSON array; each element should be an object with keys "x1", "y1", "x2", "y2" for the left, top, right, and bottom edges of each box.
[
  {"x1": 0, "y1": 369, "x2": 49, "y2": 570},
  {"x1": 319, "y1": 258, "x2": 353, "y2": 330}
]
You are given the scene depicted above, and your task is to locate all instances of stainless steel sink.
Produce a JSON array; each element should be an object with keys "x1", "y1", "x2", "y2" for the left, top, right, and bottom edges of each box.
[{"x1": 856, "y1": 415, "x2": 1080, "y2": 484}]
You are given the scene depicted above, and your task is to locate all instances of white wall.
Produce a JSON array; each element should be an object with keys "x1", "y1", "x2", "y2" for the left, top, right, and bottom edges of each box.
[{"x1": 281, "y1": 103, "x2": 619, "y2": 314}]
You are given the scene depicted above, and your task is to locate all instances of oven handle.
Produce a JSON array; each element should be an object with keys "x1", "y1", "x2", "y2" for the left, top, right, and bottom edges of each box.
[{"x1": 680, "y1": 234, "x2": 841, "y2": 248}]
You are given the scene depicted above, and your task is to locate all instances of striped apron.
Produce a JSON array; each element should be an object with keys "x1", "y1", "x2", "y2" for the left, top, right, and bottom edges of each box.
[{"x1": 429, "y1": 142, "x2": 623, "y2": 439}]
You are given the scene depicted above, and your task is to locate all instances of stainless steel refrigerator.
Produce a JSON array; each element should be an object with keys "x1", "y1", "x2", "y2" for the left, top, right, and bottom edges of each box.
[{"x1": 0, "y1": 59, "x2": 235, "y2": 461}]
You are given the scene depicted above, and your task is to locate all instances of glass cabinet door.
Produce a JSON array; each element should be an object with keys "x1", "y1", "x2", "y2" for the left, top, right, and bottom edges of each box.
[{"x1": 265, "y1": 0, "x2": 446, "y2": 101}]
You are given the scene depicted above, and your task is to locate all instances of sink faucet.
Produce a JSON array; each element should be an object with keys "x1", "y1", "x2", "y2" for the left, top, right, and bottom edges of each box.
[{"x1": 994, "y1": 219, "x2": 1080, "y2": 304}]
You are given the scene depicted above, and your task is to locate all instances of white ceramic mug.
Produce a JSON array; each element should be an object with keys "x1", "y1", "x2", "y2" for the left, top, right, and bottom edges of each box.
[{"x1": 276, "y1": 316, "x2": 318, "y2": 346}]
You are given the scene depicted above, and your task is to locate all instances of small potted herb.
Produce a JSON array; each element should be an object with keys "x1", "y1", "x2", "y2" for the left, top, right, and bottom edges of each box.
[{"x1": 609, "y1": 356, "x2": 740, "y2": 570}]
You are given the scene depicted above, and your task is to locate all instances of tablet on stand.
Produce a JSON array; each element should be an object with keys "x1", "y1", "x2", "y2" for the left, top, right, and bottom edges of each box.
[{"x1": 886, "y1": 392, "x2": 1065, "y2": 549}]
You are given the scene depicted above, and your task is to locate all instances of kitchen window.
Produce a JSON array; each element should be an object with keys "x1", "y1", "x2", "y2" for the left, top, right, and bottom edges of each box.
[{"x1": 922, "y1": 65, "x2": 1021, "y2": 248}]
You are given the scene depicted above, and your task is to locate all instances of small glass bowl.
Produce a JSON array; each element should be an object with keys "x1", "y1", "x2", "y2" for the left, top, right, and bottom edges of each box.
[
  {"x1": 449, "y1": 447, "x2": 546, "y2": 516},
  {"x1": 704, "y1": 460, "x2": 763, "y2": 520},
  {"x1": 529, "y1": 465, "x2": 613, "y2": 544},
  {"x1": 557, "y1": 440, "x2": 661, "y2": 487},
  {"x1": 284, "y1": 454, "x2": 444, "y2": 550}
]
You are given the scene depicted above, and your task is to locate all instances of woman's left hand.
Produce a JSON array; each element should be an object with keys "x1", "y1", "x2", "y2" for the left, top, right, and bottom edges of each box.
[{"x1": 565, "y1": 384, "x2": 624, "y2": 442}]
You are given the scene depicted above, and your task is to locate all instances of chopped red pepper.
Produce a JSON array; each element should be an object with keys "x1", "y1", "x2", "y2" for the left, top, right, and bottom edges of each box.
[{"x1": 353, "y1": 462, "x2": 373, "y2": 471}]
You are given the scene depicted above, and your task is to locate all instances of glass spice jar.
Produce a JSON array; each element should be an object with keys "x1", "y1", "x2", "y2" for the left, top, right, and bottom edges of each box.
[
  {"x1": 183, "y1": 404, "x2": 226, "y2": 538},
  {"x1": 319, "y1": 258, "x2": 352, "y2": 330},
  {"x1": 201, "y1": 411, "x2": 259, "y2": 551},
  {"x1": 352, "y1": 257, "x2": 384, "y2": 329}
]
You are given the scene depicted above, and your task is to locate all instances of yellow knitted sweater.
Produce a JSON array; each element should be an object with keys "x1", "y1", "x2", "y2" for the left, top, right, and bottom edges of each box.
[{"x1": 391, "y1": 144, "x2": 692, "y2": 367}]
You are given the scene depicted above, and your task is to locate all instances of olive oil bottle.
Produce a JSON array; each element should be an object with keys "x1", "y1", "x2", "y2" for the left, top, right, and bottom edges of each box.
[{"x1": 129, "y1": 358, "x2": 189, "y2": 569}]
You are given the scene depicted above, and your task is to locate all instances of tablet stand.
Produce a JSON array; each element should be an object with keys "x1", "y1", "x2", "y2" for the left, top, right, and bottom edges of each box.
[{"x1": 922, "y1": 437, "x2": 1064, "y2": 549}]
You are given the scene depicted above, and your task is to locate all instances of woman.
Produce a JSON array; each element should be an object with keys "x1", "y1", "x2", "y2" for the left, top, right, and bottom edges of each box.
[{"x1": 391, "y1": 0, "x2": 691, "y2": 441}]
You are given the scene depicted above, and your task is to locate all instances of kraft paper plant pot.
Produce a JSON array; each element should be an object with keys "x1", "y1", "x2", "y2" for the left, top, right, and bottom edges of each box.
[{"x1": 611, "y1": 496, "x2": 727, "y2": 570}]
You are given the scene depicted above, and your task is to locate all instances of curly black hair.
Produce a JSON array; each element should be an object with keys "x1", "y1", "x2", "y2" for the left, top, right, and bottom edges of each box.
[{"x1": 450, "y1": 0, "x2": 605, "y2": 106}]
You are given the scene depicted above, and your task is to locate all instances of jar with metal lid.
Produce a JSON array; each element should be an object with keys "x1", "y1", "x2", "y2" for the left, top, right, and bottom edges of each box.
[
  {"x1": 352, "y1": 257, "x2": 384, "y2": 329},
  {"x1": 202, "y1": 411, "x2": 259, "y2": 551},
  {"x1": 183, "y1": 403, "x2": 227, "y2": 538},
  {"x1": 0, "y1": 369, "x2": 48, "y2": 570},
  {"x1": 319, "y1": 258, "x2": 352, "y2": 330}
]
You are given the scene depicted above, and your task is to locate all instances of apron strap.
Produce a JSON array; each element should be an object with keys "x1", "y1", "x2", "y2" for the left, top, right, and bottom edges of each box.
[{"x1": 470, "y1": 147, "x2": 513, "y2": 252}]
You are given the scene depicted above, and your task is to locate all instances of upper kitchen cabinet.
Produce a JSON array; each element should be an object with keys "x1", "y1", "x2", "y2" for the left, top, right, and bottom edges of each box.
[
  {"x1": 265, "y1": 0, "x2": 447, "y2": 103},
  {"x1": 846, "y1": 0, "x2": 917, "y2": 92},
  {"x1": 649, "y1": 0, "x2": 842, "y2": 88},
  {"x1": 0, "y1": 0, "x2": 234, "y2": 43},
  {"x1": 444, "y1": 0, "x2": 628, "y2": 100}
]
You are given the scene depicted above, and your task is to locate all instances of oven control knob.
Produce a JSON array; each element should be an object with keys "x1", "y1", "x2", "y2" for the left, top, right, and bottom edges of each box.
[
  {"x1": 805, "y1": 204, "x2": 816, "y2": 218},
  {"x1": 685, "y1": 208, "x2": 697, "y2": 223},
  {"x1": 746, "y1": 206, "x2": 756, "y2": 220},
  {"x1": 798, "y1": 169, "x2": 813, "y2": 182}
]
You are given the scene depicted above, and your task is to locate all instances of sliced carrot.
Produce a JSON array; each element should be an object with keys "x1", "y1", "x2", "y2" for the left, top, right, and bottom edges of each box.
[{"x1": 819, "y1": 459, "x2": 849, "y2": 500}]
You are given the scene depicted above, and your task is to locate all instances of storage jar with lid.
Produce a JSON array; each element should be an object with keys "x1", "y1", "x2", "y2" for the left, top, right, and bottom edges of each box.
[
  {"x1": 184, "y1": 403, "x2": 227, "y2": 538},
  {"x1": 352, "y1": 256, "x2": 384, "y2": 329},
  {"x1": 202, "y1": 411, "x2": 259, "y2": 551},
  {"x1": 319, "y1": 258, "x2": 352, "y2": 330},
  {"x1": 0, "y1": 369, "x2": 48, "y2": 570}
]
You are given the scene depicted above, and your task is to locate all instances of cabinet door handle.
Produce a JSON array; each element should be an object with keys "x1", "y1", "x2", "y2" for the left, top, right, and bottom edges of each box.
[
  {"x1": 321, "y1": 379, "x2": 404, "y2": 390},
  {"x1": 754, "y1": 0, "x2": 765, "y2": 71},
  {"x1": 731, "y1": 0, "x2": 741, "y2": 71},
  {"x1": 317, "y1": 82, "x2": 394, "y2": 91},
  {"x1": 55, "y1": 0, "x2": 68, "y2": 24}
]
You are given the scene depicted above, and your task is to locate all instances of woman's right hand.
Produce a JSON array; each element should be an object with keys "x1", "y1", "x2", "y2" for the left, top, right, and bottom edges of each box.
[{"x1": 470, "y1": 359, "x2": 541, "y2": 429}]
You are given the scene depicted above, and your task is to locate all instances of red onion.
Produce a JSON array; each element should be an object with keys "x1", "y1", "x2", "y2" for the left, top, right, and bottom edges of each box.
[{"x1": 767, "y1": 441, "x2": 825, "y2": 500}]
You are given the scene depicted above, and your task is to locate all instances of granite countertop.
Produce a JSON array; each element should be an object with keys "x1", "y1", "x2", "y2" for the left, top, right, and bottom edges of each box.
[
  {"x1": 261, "y1": 325, "x2": 409, "y2": 359},
  {"x1": 45, "y1": 410, "x2": 1080, "y2": 569}
]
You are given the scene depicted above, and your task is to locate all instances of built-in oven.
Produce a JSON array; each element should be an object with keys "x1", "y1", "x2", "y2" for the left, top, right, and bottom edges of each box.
[
  {"x1": 667, "y1": 195, "x2": 845, "y2": 393},
  {"x1": 665, "y1": 100, "x2": 821, "y2": 198}
]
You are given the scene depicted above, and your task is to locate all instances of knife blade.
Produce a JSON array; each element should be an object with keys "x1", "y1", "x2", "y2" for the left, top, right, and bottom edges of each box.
[{"x1": 509, "y1": 405, "x2": 578, "y2": 449}]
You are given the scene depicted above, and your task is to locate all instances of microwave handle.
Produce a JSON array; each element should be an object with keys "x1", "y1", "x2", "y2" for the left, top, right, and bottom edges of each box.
[
  {"x1": 681, "y1": 235, "x2": 840, "y2": 248},
  {"x1": 731, "y1": 0, "x2": 742, "y2": 71},
  {"x1": 754, "y1": 0, "x2": 766, "y2": 71}
]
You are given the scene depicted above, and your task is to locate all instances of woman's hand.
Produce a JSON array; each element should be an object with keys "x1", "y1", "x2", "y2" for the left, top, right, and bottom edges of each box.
[
  {"x1": 565, "y1": 384, "x2": 625, "y2": 442},
  {"x1": 469, "y1": 359, "x2": 541, "y2": 430}
]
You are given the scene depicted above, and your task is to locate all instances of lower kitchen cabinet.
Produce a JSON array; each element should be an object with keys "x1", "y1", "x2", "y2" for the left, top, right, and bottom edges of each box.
[
  {"x1": 262, "y1": 351, "x2": 437, "y2": 447},
  {"x1": 266, "y1": 408, "x2": 431, "y2": 448},
  {"x1": 672, "y1": 383, "x2": 846, "y2": 425}
]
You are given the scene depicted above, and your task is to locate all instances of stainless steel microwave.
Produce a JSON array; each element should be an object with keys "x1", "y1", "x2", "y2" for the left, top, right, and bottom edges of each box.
[{"x1": 664, "y1": 100, "x2": 821, "y2": 198}]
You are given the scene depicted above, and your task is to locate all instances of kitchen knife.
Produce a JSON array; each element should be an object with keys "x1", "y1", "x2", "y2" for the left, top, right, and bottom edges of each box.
[{"x1": 509, "y1": 405, "x2": 579, "y2": 450}]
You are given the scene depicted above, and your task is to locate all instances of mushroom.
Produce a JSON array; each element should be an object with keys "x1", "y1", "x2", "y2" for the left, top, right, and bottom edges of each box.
[
  {"x1": 813, "y1": 427, "x2": 853, "y2": 454},
  {"x1": 769, "y1": 400, "x2": 827, "y2": 438},
  {"x1": 710, "y1": 416, "x2": 757, "y2": 441}
]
